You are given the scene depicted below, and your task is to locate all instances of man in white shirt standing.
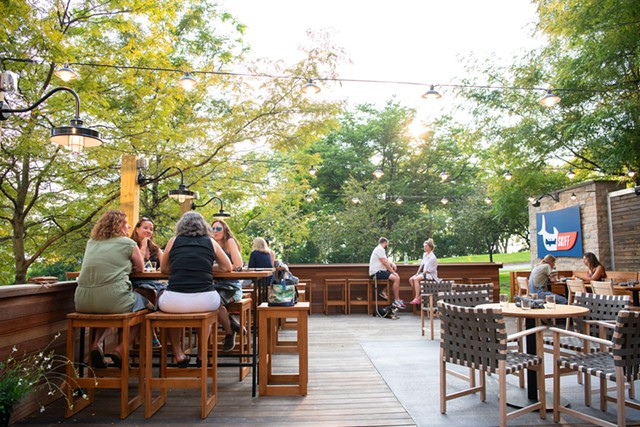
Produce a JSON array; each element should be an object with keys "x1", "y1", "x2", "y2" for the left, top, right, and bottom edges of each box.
[{"x1": 369, "y1": 237, "x2": 403, "y2": 308}]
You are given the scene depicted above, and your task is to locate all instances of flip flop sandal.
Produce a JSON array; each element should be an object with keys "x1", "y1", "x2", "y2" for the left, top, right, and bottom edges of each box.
[
  {"x1": 110, "y1": 353, "x2": 122, "y2": 369},
  {"x1": 90, "y1": 349, "x2": 107, "y2": 368},
  {"x1": 175, "y1": 355, "x2": 191, "y2": 368}
]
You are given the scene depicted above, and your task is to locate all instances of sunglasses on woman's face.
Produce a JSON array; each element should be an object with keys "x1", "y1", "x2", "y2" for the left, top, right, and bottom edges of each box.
[{"x1": 213, "y1": 226, "x2": 223, "y2": 232}]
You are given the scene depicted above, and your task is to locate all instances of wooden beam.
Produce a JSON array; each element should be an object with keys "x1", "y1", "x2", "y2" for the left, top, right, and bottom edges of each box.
[{"x1": 120, "y1": 155, "x2": 140, "y2": 225}]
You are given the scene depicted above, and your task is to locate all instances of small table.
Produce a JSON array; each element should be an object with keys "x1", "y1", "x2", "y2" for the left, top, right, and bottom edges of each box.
[{"x1": 478, "y1": 303, "x2": 589, "y2": 408}]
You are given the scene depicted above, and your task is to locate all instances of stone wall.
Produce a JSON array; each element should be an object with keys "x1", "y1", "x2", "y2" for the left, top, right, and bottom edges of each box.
[{"x1": 529, "y1": 180, "x2": 625, "y2": 272}]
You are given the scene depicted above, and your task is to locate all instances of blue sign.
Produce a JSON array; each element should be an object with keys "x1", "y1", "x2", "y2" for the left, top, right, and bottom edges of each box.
[{"x1": 536, "y1": 205, "x2": 583, "y2": 258}]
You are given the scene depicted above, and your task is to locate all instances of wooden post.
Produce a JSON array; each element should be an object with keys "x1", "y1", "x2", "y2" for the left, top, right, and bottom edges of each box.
[{"x1": 120, "y1": 155, "x2": 140, "y2": 225}]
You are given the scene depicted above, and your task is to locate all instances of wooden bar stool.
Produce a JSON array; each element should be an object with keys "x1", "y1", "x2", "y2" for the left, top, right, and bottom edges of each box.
[
  {"x1": 222, "y1": 298, "x2": 252, "y2": 381},
  {"x1": 347, "y1": 278, "x2": 371, "y2": 314},
  {"x1": 144, "y1": 311, "x2": 218, "y2": 419},
  {"x1": 258, "y1": 302, "x2": 309, "y2": 396},
  {"x1": 369, "y1": 276, "x2": 390, "y2": 313},
  {"x1": 64, "y1": 310, "x2": 148, "y2": 419},
  {"x1": 324, "y1": 279, "x2": 347, "y2": 314}
]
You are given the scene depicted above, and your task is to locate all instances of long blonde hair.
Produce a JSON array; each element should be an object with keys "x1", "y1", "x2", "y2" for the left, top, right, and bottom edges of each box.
[{"x1": 252, "y1": 237, "x2": 270, "y2": 253}]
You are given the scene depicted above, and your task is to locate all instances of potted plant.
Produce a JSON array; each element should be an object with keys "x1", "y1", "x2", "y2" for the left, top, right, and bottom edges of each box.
[{"x1": 0, "y1": 333, "x2": 93, "y2": 427}]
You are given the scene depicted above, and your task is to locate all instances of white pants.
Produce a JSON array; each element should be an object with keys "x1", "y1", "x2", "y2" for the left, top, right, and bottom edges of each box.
[{"x1": 158, "y1": 290, "x2": 221, "y2": 313}]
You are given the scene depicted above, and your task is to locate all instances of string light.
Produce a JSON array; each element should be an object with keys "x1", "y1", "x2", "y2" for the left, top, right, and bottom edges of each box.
[
  {"x1": 439, "y1": 170, "x2": 450, "y2": 182},
  {"x1": 528, "y1": 195, "x2": 536, "y2": 203},
  {"x1": 177, "y1": 71, "x2": 198, "y2": 91},
  {"x1": 627, "y1": 167, "x2": 637, "y2": 178},
  {"x1": 566, "y1": 168, "x2": 576, "y2": 179},
  {"x1": 215, "y1": 188, "x2": 222, "y2": 196},
  {"x1": 441, "y1": 196, "x2": 449, "y2": 205},
  {"x1": 308, "y1": 165, "x2": 317, "y2": 176},
  {"x1": 351, "y1": 196, "x2": 361, "y2": 204},
  {"x1": 503, "y1": 170, "x2": 513, "y2": 181},
  {"x1": 305, "y1": 193, "x2": 313, "y2": 202},
  {"x1": 53, "y1": 63, "x2": 79, "y2": 82},
  {"x1": 539, "y1": 89, "x2": 561, "y2": 107},
  {"x1": 240, "y1": 160, "x2": 249, "y2": 172},
  {"x1": 8, "y1": 58, "x2": 634, "y2": 106},
  {"x1": 421, "y1": 85, "x2": 442, "y2": 100},
  {"x1": 484, "y1": 196, "x2": 492, "y2": 204},
  {"x1": 570, "y1": 193, "x2": 577, "y2": 200},
  {"x1": 261, "y1": 191, "x2": 267, "y2": 199},
  {"x1": 301, "y1": 78, "x2": 320, "y2": 95},
  {"x1": 395, "y1": 197, "x2": 403, "y2": 205},
  {"x1": 372, "y1": 167, "x2": 384, "y2": 179}
]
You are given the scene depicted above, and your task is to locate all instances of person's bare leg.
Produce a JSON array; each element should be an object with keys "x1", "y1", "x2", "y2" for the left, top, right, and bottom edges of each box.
[
  {"x1": 217, "y1": 305, "x2": 232, "y2": 335},
  {"x1": 391, "y1": 273, "x2": 400, "y2": 301},
  {"x1": 91, "y1": 328, "x2": 109, "y2": 351},
  {"x1": 168, "y1": 328, "x2": 187, "y2": 363},
  {"x1": 113, "y1": 324, "x2": 140, "y2": 358}
]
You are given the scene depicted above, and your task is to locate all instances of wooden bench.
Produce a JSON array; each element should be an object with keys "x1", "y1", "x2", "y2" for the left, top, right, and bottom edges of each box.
[
  {"x1": 64, "y1": 310, "x2": 148, "y2": 419},
  {"x1": 144, "y1": 311, "x2": 218, "y2": 419},
  {"x1": 258, "y1": 302, "x2": 309, "y2": 396}
]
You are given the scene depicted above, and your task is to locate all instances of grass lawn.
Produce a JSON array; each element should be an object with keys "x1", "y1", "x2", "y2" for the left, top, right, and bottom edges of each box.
[{"x1": 438, "y1": 251, "x2": 531, "y2": 295}]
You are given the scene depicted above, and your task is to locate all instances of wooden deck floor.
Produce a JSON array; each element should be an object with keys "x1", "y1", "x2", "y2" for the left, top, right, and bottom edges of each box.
[
  {"x1": 16, "y1": 311, "x2": 640, "y2": 427},
  {"x1": 18, "y1": 312, "x2": 416, "y2": 427}
]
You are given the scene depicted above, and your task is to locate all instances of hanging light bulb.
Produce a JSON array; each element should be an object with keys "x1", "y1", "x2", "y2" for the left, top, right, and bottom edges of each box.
[
  {"x1": 439, "y1": 170, "x2": 450, "y2": 182},
  {"x1": 301, "y1": 78, "x2": 321, "y2": 95},
  {"x1": 177, "y1": 71, "x2": 198, "y2": 91},
  {"x1": 539, "y1": 89, "x2": 561, "y2": 107},
  {"x1": 53, "y1": 63, "x2": 79, "y2": 82},
  {"x1": 503, "y1": 170, "x2": 513, "y2": 181},
  {"x1": 261, "y1": 191, "x2": 267, "y2": 199},
  {"x1": 305, "y1": 194, "x2": 313, "y2": 202},
  {"x1": 215, "y1": 188, "x2": 222, "y2": 196},
  {"x1": 395, "y1": 197, "x2": 403, "y2": 205},
  {"x1": 421, "y1": 85, "x2": 442, "y2": 100},
  {"x1": 240, "y1": 160, "x2": 249, "y2": 172},
  {"x1": 351, "y1": 196, "x2": 361, "y2": 204},
  {"x1": 308, "y1": 165, "x2": 317, "y2": 176},
  {"x1": 570, "y1": 193, "x2": 577, "y2": 200},
  {"x1": 484, "y1": 196, "x2": 492, "y2": 204},
  {"x1": 372, "y1": 167, "x2": 384, "y2": 179},
  {"x1": 566, "y1": 168, "x2": 576, "y2": 179},
  {"x1": 528, "y1": 195, "x2": 536, "y2": 204},
  {"x1": 627, "y1": 167, "x2": 637, "y2": 178},
  {"x1": 441, "y1": 196, "x2": 449, "y2": 205}
]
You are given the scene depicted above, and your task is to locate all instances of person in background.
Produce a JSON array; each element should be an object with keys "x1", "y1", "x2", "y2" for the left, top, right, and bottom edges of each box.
[
  {"x1": 211, "y1": 219, "x2": 245, "y2": 350},
  {"x1": 408, "y1": 238, "x2": 440, "y2": 305},
  {"x1": 264, "y1": 239, "x2": 277, "y2": 265},
  {"x1": 529, "y1": 254, "x2": 568, "y2": 304},
  {"x1": 368, "y1": 237, "x2": 403, "y2": 308},
  {"x1": 75, "y1": 210, "x2": 151, "y2": 369},
  {"x1": 249, "y1": 237, "x2": 274, "y2": 269},
  {"x1": 575, "y1": 252, "x2": 607, "y2": 281},
  {"x1": 131, "y1": 216, "x2": 165, "y2": 348},
  {"x1": 131, "y1": 217, "x2": 164, "y2": 269},
  {"x1": 159, "y1": 212, "x2": 232, "y2": 366}
]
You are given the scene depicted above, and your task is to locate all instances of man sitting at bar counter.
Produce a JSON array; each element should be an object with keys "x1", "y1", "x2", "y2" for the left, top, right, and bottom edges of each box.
[{"x1": 529, "y1": 254, "x2": 568, "y2": 304}]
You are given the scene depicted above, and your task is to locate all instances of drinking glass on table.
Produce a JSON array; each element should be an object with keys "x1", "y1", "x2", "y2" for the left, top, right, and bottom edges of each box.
[
  {"x1": 545, "y1": 294, "x2": 556, "y2": 309},
  {"x1": 530, "y1": 293, "x2": 538, "y2": 301},
  {"x1": 521, "y1": 297, "x2": 532, "y2": 310},
  {"x1": 499, "y1": 294, "x2": 509, "y2": 308}
]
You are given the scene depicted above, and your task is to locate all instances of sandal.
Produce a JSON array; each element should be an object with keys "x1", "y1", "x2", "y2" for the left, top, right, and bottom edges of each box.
[
  {"x1": 90, "y1": 349, "x2": 107, "y2": 368},
  {"x1": 175, "y1": 355, "x2": 191, "y2": 368},
  {"x1": 110, "y1": 352, "x2": 122, "y2": 369}
]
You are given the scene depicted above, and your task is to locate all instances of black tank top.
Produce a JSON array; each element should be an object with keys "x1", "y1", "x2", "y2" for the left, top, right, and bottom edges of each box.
[{"x1": 167, "y1": 236, "x2": 216, "y2": 293}]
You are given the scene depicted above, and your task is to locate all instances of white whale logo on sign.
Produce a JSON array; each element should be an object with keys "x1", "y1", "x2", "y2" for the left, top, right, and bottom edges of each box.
[
  {"x1": 535, "y1": 205, "x2": 583, "y2": 258},
  {"x1": 538, "y1": 215, "x2": 559, "y2": 251}
]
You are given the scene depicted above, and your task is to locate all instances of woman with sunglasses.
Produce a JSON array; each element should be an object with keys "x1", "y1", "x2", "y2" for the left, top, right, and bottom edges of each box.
[
  {"x1": 211, "y1": 219, "x2": 244, "y2": 352},
  {"x1": 131, "y1": 217, "x2": 164, "y2": 270}
]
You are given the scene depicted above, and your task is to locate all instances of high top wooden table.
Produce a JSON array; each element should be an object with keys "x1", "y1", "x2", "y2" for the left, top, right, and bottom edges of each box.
[{"x1": 478, "y1": 302, "x2": 589, "y2": 408}]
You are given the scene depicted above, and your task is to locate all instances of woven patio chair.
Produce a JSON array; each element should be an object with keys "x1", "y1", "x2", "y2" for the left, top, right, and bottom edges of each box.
[
  {"x1": 451, "y1": 282, "x2": 494, "y2": 294},
  {"x1": 438, "y1": 301, "x2": 547, "y2": 427},
  {"x1": 543, "y1": 292, "x2": 630, "y2": 392},
  {"x1": 551, "y1": 310, "x2": 640, "y2": 427},
  {"x1": 438, "y1": 290, "x2": 491, "y2": 307},
  {"x1": 420, "y1": 280, "x2": 454, "y2": 339}
]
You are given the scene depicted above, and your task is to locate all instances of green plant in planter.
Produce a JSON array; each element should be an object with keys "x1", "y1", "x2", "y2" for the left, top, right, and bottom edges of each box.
[{"x1": 0, "y1": 333, "x2": 95, "y2": 425}]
